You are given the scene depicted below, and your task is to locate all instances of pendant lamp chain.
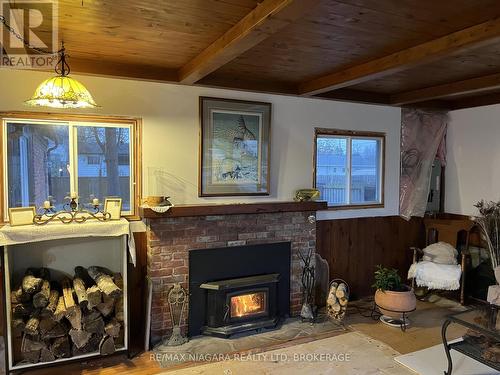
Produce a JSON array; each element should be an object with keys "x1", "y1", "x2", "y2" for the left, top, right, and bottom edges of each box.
[
  {"x1": 0, "y1": 15, "x2": 56, "y2": 55},
  {"x1": 56, "y1": 43, "x2": 71, "y2": 76},
  {"x1": 1, "y1": 15, "x2": 99, "y2": 109}
]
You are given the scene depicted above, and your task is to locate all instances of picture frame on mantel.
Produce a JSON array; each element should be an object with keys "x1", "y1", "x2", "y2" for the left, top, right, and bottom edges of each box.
[
  {"x1": 8, "y1": 206, "x2": 36, "y2": 226},
  {"x1": 104, "y1": 197, "x2": 122, "y2": 220},
  {"x1": 199, "y1": 97, "x2": 271, "y2": 197}
]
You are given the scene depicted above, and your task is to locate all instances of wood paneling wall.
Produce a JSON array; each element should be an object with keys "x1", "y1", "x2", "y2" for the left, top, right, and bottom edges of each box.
[
  {"x1": 317, "y1": 216, "x2": 425, "y2": 299},
  {"x1": 128, "y1": 231, "x2": 148, "y2": 355}
]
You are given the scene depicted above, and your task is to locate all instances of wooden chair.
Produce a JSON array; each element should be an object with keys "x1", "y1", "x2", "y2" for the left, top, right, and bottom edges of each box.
[{"x1": 410, "y1": 218, "x2": 475, "y2": 305}]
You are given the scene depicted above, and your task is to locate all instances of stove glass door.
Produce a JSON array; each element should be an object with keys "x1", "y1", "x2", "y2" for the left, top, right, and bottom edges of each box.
[{"x1": 229, "y1": 290, "x2": 267, "y2": 318}]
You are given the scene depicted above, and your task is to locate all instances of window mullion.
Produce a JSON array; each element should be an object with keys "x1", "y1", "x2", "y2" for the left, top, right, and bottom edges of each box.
[
  {"x1": 129, "y1": 124, "x2": 135, "y2": 215},
  {"x1": 68, "y1": 123, "x2": 79, "y2": 198},
  {"x1": 346, "y1": 137, "x2": 351, "y2": 205}
]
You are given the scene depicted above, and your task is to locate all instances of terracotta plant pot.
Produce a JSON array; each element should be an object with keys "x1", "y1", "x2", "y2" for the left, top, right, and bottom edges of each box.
[{"x1": 374, "y1": 286, "x2": 416, "y2": 319}]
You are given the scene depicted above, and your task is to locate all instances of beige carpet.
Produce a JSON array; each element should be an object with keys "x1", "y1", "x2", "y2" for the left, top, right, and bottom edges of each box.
[
  {"x1": 345, "y1": 296, "x2": 467, "y2": 355},
  {"x1": 161, "y1": 331, "x2": 414, "y2": 374},
  {"x1": 154, "y1": 314, "x2": 346, "y2": 368}
]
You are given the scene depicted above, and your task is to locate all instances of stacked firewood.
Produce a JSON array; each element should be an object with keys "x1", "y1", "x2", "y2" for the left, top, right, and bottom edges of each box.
[
  {"x1": 326, "y1": 281, "x2": 349, "y2": 320},
  {"x1": 11, "y1": 266, "x2": 124, "y2": 364}
]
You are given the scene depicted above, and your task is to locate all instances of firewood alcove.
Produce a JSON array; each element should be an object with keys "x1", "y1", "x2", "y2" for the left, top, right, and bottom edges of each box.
[{"x1": 0, "y1": 222, "x2": 131, "y2": 373}]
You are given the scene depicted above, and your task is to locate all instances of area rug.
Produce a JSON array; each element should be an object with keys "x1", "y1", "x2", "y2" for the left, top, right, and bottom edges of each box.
[
  {"x1": 395, "y1": 339, "x2": 497, "y2": 375},
  {"x1": 154, "y1": 314, "x2": 346, "y2": 368},
  {"x1": 159, "y1": 331, "x2": 413, "y2": 374}
]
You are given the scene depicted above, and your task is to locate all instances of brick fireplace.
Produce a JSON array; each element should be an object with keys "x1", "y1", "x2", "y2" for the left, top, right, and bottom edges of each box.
[{"x1": 142, "y1": 202, "x2": 325, "y2": 344}]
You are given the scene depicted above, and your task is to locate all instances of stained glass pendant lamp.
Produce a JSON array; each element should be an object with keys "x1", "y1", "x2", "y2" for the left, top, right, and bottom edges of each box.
[{"x1": 25, "y1": 43, "x2": 98, "y2": 109}]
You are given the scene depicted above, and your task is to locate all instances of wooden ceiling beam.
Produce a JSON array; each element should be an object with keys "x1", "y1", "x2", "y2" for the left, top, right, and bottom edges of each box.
[
  {"x1": 198, "y1": 75, "x2": 298, "y2": 95},
  {"x1": 401, "y1": 100, "x2": 453, "y2": 111},
  {"x1": 449, "y1": 91, "x2": 500, "y2": 110},
  {"x1": 178, "y1": 0, "x2": 319, "y2": 84},
  {"x1": 199, "y1": 76, "x2": 394, "y2": 106},
  {"x1": 390, "y1": 72, "x2": 500, "y2": 105},
  {"x1": 315, "y1": 89, "x2": 391, "y2": 105},
  {"x1": 298, "y1": 17, "x2": 500, "y2": 96},
  {"x1": 68, "y1": 58, "x2": 178, "y2": 83}
]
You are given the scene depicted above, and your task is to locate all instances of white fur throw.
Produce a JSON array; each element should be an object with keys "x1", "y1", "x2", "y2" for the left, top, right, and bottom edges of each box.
[
  {"x1": 408, "y1": 261, "x2": 461, "y2": 290},
  {"x1": 422, "y1": 242, "x2": 458, "y2": 265}
]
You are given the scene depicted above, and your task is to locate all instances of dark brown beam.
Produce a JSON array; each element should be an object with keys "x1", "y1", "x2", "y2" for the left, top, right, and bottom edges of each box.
[
  {"x1": 298, "y1": 17, "x2": 500, "y2": 96},
  {"x1": 67, "y1": 58, "x2": 178, "y2": 83},
  {"x1": 315, "y1": 89, "x2": 391, "y2": 105},
  {"x1": 178, "y1": 0, "x2": 319, "y2": 84},
  {"x1": 198, "y1": 74, "x2": 298, "y2": 95},
  {"x1": 449, "y1": 91, "x2": 500, "y2": 110},
  {"x1": 401, "y1": 100, "x2": 452, "y2": 111},
  {"x1": 199, "y1": 77, "x2": 395, "y2": 106},
  {"x1": 4, "y1": 38, "x2": 178, "y2": 82},
  {"x1": 391, "y1": 72, "x2": 500, "y2": 105}
]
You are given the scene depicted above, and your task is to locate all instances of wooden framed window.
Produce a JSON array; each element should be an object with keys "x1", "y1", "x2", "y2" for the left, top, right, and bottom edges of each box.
[
  {"x1": 313, "y1": 128, "x2": 385, "y2": 209},
  {"x1": 0, "y1": 112, "x2": 142, "y2": 222}
]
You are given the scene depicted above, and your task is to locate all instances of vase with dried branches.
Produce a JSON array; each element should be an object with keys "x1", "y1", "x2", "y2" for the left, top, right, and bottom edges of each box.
[{"x1": 474, "y1": 200, "x2": 500, "y2": 284}]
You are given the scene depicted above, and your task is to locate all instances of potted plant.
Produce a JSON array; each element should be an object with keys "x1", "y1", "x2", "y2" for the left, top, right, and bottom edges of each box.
[{"x1": 373, "y1": 265, "x2": 416, "y2": 318}]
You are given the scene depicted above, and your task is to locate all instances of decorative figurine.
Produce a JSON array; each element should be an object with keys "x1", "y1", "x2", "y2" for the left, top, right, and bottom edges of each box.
[{"x1": 294, "y1": 189, "x2": 320, "y2": 202}]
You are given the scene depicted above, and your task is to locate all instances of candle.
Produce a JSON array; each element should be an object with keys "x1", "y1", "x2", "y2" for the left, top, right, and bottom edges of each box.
[
  {"x1": 43, "y1": 200, "x2": 51, "y2": 209},
  {"x1": 92, "y1": 198, "x2": 99, "y2": 206},
  {"x1": 70, "y1": 192, "x2": 77, "y2": 199}
]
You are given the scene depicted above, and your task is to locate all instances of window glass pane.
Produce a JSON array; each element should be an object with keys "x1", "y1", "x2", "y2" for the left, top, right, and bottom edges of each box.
[
  {"x1": 350, "y1": 138, "x2": 381, "y2": 204},
  {"x1": 6, "y1": 122, "x2": 70, "y2": 210},
  {"x1": 77, "y1": 126, "x2": 131, "y2": 211},
  {"x1": 315, "y1": 137, "x2": 348, "y2": 205}
]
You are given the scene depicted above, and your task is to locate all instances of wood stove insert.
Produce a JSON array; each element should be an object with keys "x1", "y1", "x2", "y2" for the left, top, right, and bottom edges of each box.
[
  {"x1": 188, "y1": 242, "x2": 291, "y2": 337},
  {"x1": 200, "y1": 273, "x2": 279, "y2": 338}
]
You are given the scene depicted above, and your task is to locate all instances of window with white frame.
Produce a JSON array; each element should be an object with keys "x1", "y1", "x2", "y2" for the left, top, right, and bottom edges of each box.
[
  {"x1": 2, "y1": 114, "x2": 141, "y2": 220},
  {"x1": 314, "y1": 128, "x2": 385, "y2": 208}
]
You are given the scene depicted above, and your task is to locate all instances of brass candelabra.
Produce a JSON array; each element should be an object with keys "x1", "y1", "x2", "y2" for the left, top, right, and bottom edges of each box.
[{"x1": 33, "y1": 196, "x2": 111, "y2": 225}]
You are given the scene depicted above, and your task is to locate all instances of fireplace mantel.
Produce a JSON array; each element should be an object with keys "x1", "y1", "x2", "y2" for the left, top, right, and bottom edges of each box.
[{"x1": 140, "y1": 201, "x2": 327, "y2": 218}]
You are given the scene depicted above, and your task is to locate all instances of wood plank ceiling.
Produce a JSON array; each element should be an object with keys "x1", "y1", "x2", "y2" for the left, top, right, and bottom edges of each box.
[{"x1": 7, "y1": 0, "x2": 500, "y2": 109}]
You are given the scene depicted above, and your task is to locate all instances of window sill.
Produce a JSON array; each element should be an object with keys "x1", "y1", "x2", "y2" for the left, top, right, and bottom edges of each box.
[
  {"x1": 125, "y1": 215, "x2": 142, "y2": 221},
  {"x1": 325, "y1": 203, "x2": 384, "y2": 211}
]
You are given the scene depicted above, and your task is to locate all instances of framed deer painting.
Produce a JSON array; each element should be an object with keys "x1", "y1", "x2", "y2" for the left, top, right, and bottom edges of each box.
[{"x1": 199, "y1": 97, "x2": 271, "y2": 197}]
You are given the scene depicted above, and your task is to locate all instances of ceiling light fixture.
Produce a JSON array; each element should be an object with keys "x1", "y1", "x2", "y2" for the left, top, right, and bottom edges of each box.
[{"x1": 25, "y1": 43, "x2": 99, "y2": 109}]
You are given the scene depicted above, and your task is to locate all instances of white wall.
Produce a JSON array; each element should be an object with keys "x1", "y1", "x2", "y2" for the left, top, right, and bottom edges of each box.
[
  {"x1": 446, "y1": 105, "x2": 500, "y2": 215},
  {"x1": 0, "y1": 68, "x2": 401, "y2": 220}
]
